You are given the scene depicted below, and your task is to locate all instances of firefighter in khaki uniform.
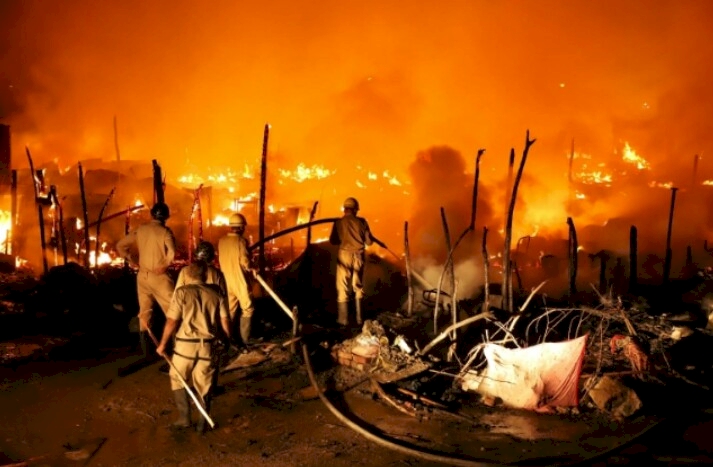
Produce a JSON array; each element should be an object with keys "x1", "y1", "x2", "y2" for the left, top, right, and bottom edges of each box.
[
  {"x1": 175, "y1": 241, "x2": 227, "y2": 295},
  {"x1": 217, "y1": 213, "x2": 256, "y2": 345},
  {"x1": 329, "y1": 197, "x2": 374, "y2": 326},
  {"x1": 117, "y1": 202, "x2": 176, "y2": 356},
  {"x1": 157, "y1": 262, "x2": 231, "y2": 433}
]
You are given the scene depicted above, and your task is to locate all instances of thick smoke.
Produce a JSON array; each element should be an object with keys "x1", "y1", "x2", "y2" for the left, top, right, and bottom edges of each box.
[{"x1": 3, "y1": 1, "x2": 713, "y2": 287}]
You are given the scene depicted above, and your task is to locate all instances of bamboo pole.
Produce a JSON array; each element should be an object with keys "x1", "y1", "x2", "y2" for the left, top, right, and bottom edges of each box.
[
  {"x1": 113, "y1": 116, "x2": 121, "y2": 162},
  {"x1": 10, "y1": 170, "x2": 16, "y2": 255},
  {"x1": 188, "y1": 184, "x2": 203, "y2": 261},
  {"x1": 567, "y1": 217, "x2": 578, "y2": 298},
  {"x1": 291, "y1": 306, "x2": 299, "y2": 354},
  {"x1": 49, "y1": 186, "x2": 68, "y2": 265},
  {"x1": 258, "y1": 123, "x2": 270, "y2": 275},
  {"x1": 503, "y1": 131, "x2": 536, "y2": 313},
  {"x1": 433, "y1": 207, "x2": 454, "y2": 334},
  {"x1": 404, "y1": 221, "x2": 414, "y2": 316},
  {"x1": 481, "y1": 227, "x2": 490, "y2": 313},
  {"x1": 663, "y1": 187, "x2": 678, "y2": 285},
  {"x1": 306, "y1": 201, "x2": 318, "y2": 247},
  {"x1": 25, "y1": 147, "x2": 48, "y2": 274},
  {"x1": 152, "y1": 160, "x2": 164, "y2": 205},
  {"x1": 419, "y1": 312, "x2": 492, "y2": 357},
  {"x1": 629, "y1": 226, "x2": 638, "y2": 293},
  {"x1": 94, "y1": 187, "x2": 115, "y2": 267},
  {"x1": 78, "y1": 162, "x2": 91, "y2": 268},
  {"x1": 253, "y1": 272, "x2": 295, "y2": 322},
  {"x1": 568, "y1": 139, "x2": 575, "y2": 215}
]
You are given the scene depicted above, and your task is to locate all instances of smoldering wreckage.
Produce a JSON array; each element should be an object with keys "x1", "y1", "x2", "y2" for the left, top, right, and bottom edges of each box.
[{"x1": 3, "y1": 127, "x2": 713, "y2": 466}]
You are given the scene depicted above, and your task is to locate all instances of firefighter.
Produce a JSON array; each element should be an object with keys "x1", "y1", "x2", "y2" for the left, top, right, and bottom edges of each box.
[
  {"x1": 117, "y1": 202, "x2": 176, "y2": 358},
  {"x1": 217, "y1": 213, "x2": 256, "y2": 345},
  {"x1": 176, "y1": 241, "x2": 227, "y2": 295},
  {"x1": 156, "y1": 262, "x2": 231, "y2": 433},
  {"x1": 329, "y1": 197, "x2": 374, "y2": 326}
]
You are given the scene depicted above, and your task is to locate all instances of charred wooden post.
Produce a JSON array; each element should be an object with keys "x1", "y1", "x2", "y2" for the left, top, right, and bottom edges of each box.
[
  {"x1": 78, "y1": 162, "x2": 91, "y2": 268},
  {"x1": 188, "y1": 184, "x2": 203, "y2": 261},
  {"x1": 663, "y1": 187, "x2": 679, "y2": 286},
  {"x1": 433, "y1": 207, "x2": 455, "y2": 335},
  {"x1": 306, "y1": 201, "x2": 318, "y2": 248},
  {"x1": 196, "y1": 188, "x2": 204, "y2": 242},
  {"x1": 152, "y1": 159, "x2": 164, "y2": 205},
  {"x1": 49, "y1": 186, "x2": 68, "y2": 265},
  {"x1": 95, "y1": 187, "x2": 116, "y2": 267},
  {"x1": 482, "y1": 227, "x2": 490, "y2": 313},
  {"x1": 113, "y1": 116, "x2": 121, "y2": 162},
  {"x1": 25, "y1": 147, "x2": 48, "y2": 274},
  {"x1": 205, "y1": 186, "x2": 213, "y2": 238},
  {"x1": 503, "y1": 131, "x2": 536, "y2": 313},
  {"x1": 404, "y1": 221, "x2": 414, "y2": 317},
  {"x1": 630, "y1": 226, "x2": 638, "y2": 293},
  {"x1": 10, "y1": 170, "x2": 17, "y2": 255},
  {"x1": 686, "y1": 245, "x2": 693, "y2": 267},
  {"x1": 469, "y1": 149, "x2": 486, "y2": 230},
  {"x1": 258, "y1": 123, "x2": 270, "y2": 275},
  {"x1": 567, "y1": 217, "x2": 578, "y2": 298},
  {"x1": 594, "y1": 251, "x2": 610, "y2": 293}
]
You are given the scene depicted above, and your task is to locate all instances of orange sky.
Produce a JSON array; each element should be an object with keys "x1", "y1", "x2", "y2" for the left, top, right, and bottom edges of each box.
[{"x1": 2, "y1": 0, "x2": 713, "y2": 283}]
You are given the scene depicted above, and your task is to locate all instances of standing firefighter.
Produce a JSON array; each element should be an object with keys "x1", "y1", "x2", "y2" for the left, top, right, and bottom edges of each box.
[
  {"x1": 218, "y1": 213, "x2": 256, "y2": 345},
  {"x1": 117, "y1": 202, "x2": 176, "y2": 357},
  {"x1": 156, "y1": 262, "x2": 231, "y2": 433},
  {"x1": 330, "y1": 197, "x2": 374, "y2": 326}
]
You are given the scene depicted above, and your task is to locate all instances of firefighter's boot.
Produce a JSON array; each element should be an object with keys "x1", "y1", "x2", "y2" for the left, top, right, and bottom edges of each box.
[
  {"x1": 240, "y1": 316, "x2": 252, "y2": 346},
  {"x1": 196, "y1": 396, "x2": 212, "y2": 434},
  {"x1": 172, "y1": 389, "x2": 191, "y2": 428},
  {"x1": 337, "y1": 301, "x2": 349, "y2": 327},
  {"x1": 355, "y1": 298, "x2": 363, "y2": 326}
]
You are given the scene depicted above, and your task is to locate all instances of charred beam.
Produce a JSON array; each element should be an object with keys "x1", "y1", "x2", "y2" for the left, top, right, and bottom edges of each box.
[
  {"x1": 306, "y1": 201, "x2": 318, "y2": 247},
  {"x1": 503, "y1": 131, "x2": 536, "y2": 313},
  {"x1": 663, "y1": 187, "x2": 679, "y2": 286},
  {"x1": 258, "y1": 123, "x2": 270, "y2": 275},
  {"x1": 152, "y1": 160, "x2": 164, "y2": 205},
  {"x1": 25, "y1": 147, "x2": 48, "y2": 274},
  {"x1": 49, "y1": 186, "x2": 68, "y2": 265},
  {"x1": 95, "y1": 187, "x2": 116, "y2": 267},
  {"x1": 482, "y1": 226, "x2": 490, "y2": 313},
  {"x1": 10, "y1": 170, "x2": 17, "y2": 255},
  {"x1": 567, "y1": 217, "x2": 578, "y2": 299},
  {"x1": 78, "y1": 162, "x2": 91, "y2": 268},
  {"x1": 404, "y1": 221, "x2": 414, "y2": 317}
]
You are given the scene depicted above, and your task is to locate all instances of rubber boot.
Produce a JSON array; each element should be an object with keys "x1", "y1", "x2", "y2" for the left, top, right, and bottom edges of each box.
[
  {"x1": 196, "y1": 396, "x2": 212, "y2": 434},
  {"x1": 172, "y1": 389, "x2": 191, "y2": 428},
  {"x1": 240, "y1": 316, "x2": 252, "y2": 346},
  {"x1": 337, "y1": 302, "x2": 349, "y2": 327},
  {"x1": 355, "y1": 298, "x2": 363, "y2": 326}
]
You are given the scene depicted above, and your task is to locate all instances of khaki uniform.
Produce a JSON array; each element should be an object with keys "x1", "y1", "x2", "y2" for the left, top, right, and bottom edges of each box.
[
  {"x1": 330, "y1": 214, "x2": 373, "y2": 302},
  {"x1": 217, "y1": 232, "x2": 254, "y2": 320},
  {"x1": 176, "y1": 264, "x2": 227, "y2": 297},
  {"x1": 167, "y1": 283, "x2": 229, "y2": 400},
  {"x1": 117, "y1": 220, "x2": 176, "y2": 330}
]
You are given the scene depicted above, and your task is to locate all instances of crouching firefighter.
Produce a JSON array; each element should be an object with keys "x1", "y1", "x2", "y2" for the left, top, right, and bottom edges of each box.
[{"x1": 156, "y1": 262, "x2": 231, "y2": 433}]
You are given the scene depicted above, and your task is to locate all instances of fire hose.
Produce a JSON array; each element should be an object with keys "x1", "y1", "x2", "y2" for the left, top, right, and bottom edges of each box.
[{"x1": 144, "y1": 327, "x2": 216, "y2": 429}]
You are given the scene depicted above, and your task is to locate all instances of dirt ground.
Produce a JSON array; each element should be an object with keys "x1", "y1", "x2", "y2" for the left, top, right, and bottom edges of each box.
[{"x1": 2, "y1": 335, "x2": 713, "y2": 467}]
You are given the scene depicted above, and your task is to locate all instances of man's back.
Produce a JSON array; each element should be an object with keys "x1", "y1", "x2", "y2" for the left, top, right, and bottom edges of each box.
[
  {"x1": 218, "y1": 233, "x2": 249, "y2": 275},
  {"x1": 134, "y1": 220, "x2": 176, "y2": 272},
  {"x1": 171, "y1": 284, "x2": 224, "y2": 340},
  {"x1": 331, "y1": 214, "x2": 372, "y2": 251}
]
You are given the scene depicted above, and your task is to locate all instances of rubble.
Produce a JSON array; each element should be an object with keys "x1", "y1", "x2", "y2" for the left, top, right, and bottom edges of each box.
[{"x1": 586, "y1": 375, "x2": 643, "y2": 419}]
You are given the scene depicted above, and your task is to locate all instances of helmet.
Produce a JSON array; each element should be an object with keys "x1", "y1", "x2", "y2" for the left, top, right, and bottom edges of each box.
[
  {"x1": 343, "y1": 197, "x2": 359, "y2": 210},
  {"x1": 150, "y1": 202, "x2": 170, "y2": 220},
  {"x1": 229, "y1": 213, "x2": 247, "y2": 227},
  {"x1": 194, "y1": 241, "x2": 215, "y2": 262}
]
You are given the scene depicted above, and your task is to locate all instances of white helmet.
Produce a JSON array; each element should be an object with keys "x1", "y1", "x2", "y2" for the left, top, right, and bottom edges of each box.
[
  {"x1": 343, "y1": 197, "x2": 359, "y2": 210},
  {"x1": 229, "y1": 213, "x2": 246, "y2": 227}
]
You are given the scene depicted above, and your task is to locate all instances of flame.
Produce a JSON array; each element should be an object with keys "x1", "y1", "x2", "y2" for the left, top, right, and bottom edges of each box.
[
  {"x1": 622, "y1": 142, "x2": 650, "y2": 170},
  {"x1": 648, "y1": 181, "x2": 674, "y2": 189},
  {"x1": 0, "y1": 210, "x2": 11, "y2": 254},
  {"x1": 702, "y1": 180, "x2": 713, "y2": 186},
  {"x1": 367, "y1": 172, "x2": 378, "y2": 180},
  {"x1": 575, "y1": 192, "x2": 586, "y2": 199},
  {"x1": 213, "y1": 214, "x2": 231, "y2": 226},
  {"x1": 278, "y1": 163, "x2": 335, "y2": 183},
  {"x1": 575, "y1": 170, "x2": 613, "y2": 186},
  {"x1": 76, "y1": 218, "x2": 83, "y2": 230}
]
